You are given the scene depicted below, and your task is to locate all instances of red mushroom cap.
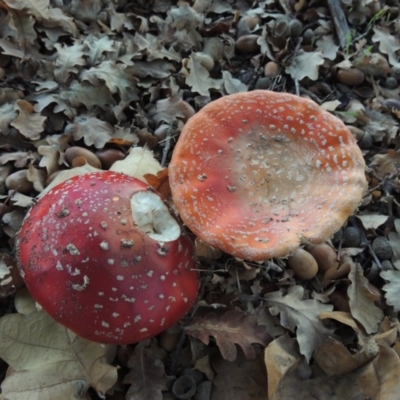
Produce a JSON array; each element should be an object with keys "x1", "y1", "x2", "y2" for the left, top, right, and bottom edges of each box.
[
  {"x1": 169, "y1": 90, "x2": 367, "y2": 261},
  {"x1": 16, "y1": 171, "x2": 199, "y2": 344}
]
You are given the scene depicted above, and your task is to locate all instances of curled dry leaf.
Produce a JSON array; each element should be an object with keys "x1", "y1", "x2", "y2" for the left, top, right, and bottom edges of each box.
[
  {"x1": 143, "y1": 168, "x2": 171, "y2": 198},
  {"x1": 272, "y1": 348, "x2": 400, "y2": 400},
  {"x1": 184, "y1": 309, "x2": 271, "y2": 361},
  {"x1": 314, "y1": 337, "x2": 377, "y2": 377},
  {"x1": 348, "y1": 264, "x2": 384, "y2": 334},
  {"x1": 0, "y1": 290, "x2": 118, "y2": 400},
  {"x1": 267, "y1": 330, "x2": 400, "y2": 400},
  {"x1": 355, "y1": 214, "x2": 389, "y2": 230},
  {"x1": 264, "y1": 333, "x2": 301, "y2": 400},
  {"x1": 0, "y1": 152, "x2": 36, "y2": 169}
]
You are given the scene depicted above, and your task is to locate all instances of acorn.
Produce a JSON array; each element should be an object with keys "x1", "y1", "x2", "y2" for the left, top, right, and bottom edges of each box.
[
  {"x1": 235, "y1": 34, "x2": 260, "y2": 53},
  {"x1": 336, "y1": 68, "x2": 365, "y2": 86},
  {"x1": 65, "y1": 146, "x2": 101, "y2": 169},
  {"x1": 306, "y1": 243, "x2": 339, "y2": 273},
  {"x1": 287, "y1": 248, "x2": 318, "y2": 280},
  {"x1": 96, "y1": 148, "x2": 126, "y2": 170},
  {"x1": 264, "y1": 61, "x2": 279, "y2": 77}
]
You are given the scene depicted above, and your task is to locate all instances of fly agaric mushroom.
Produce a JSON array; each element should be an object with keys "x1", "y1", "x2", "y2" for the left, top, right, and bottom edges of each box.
[
  {"x1": 169, "y1": 90, "x2": 367, "y2": 261},
  {"x1": 16, "y1": 171, "x2": 199, "y2": 344}
]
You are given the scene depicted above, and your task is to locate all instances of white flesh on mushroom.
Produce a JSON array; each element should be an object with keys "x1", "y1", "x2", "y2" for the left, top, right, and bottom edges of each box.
[{"x1": 130, "y1": 191, "x2": 180, "y2": 242}]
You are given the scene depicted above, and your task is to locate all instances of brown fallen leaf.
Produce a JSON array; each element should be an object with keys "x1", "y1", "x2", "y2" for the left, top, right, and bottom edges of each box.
[
  {"x1": 123, "y1": 344, "x2": 167, "y2": 400},
  {"x1": 268, "y1": 342, "x2": 400, "y2": 400},
  {"x1": 0, "y1": 289, "x2": 117, "y2": 399},
  {"x1": 358, "y1": 345, "x2": 400, "y2": 400},
  {"x1": 313, "y1": 337, "x2": 378, "y2": 376},
  {"x1": 143, "y1": 168, "x2": 171, "y2": 198},
  {"x1": 263, "y1": 285, "x2": 335, "y2": 362},
  {"x1": 348, "y1": 263, "x2": 384, "y2": 334},
  {"x1": 184, "y1": 309, "x2": 271, "y2": 361},
  {"x1": 10, "y1": 100, "x2": 47, "y2": 140},
  {"x1": 211, "y1": 347, "x2": 267, "y2": 400},
  {"x1": 381, "y1": 269, "x2": 400, "y2": 311},
  {"x1": 264, "y1": 333, "x2": 301, "y2": 399},
  {"x1": 370, "y1": 149, "x2": 400, "y2": 177},
  {"x1": 272, "y1": 360, "x2": 366, "y2": 400}
]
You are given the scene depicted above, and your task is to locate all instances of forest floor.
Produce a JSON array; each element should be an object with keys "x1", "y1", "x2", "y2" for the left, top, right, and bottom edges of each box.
[{"x1": 1, "y1": 0, "x2": 400, "y2": 399}]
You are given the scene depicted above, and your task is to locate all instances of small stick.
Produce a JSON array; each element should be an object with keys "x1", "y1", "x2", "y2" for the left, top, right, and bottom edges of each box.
[
  {"x1": 328, "y1": 0, "x2": 351, "y2": 49},
  {"x1": 161, "y1": 120, "x2": 178, "y2": 167}
]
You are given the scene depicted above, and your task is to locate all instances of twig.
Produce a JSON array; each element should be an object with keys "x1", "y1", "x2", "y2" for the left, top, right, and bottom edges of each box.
[
  {"x1": 290, "y1": 38, "x2": 303, "y2": 96},
  {"x1": 161, "y1": 120, "x2": 178, "y2": 167},
  {"x1": 367, "y1": 242, "x2": 383, "y2": 271},
  {"x1": 328, "y1": 0, "x2": 351, "y2": 49},
  {"x1": 365, "y1": 168, "x2": 400, "y2": 197},
  {"x1": 0, "y1": 189, "x2": 19, "y2": 216},
  {"x1": 248, "y1": 54, "x2": 266, "y2": 92}
]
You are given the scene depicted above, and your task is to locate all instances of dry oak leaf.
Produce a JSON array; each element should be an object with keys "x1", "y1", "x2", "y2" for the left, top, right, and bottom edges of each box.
[
  {"x1": 348, "y1": 263, "x2": 384, "y2": 334},
  {"x1": 0, "y1": 151, "x2": 36, "y2": 168},
  {"x1": 263, "y1": 285, "x2": 335, "y2": 363},
  {"x1": 285, "y1": 50, "x2": 324, "y2": 81},
  {"x1": 370, "y1": 149, "x2": 400, "y2": 178},
  {"x1": 372, "y1": 26, "x2": 400, "y2": 69},
  {"x1": 381, "y1": 269, "x2": 400, "y2": 311},
  {"x1": 11, "y1": 100, "x2": 46, "y2": 140},
  {"x1": 0, "y1": 103, "x2": 17, "y2": 135},
  {"x1": 0, "y1": 290, "x2": 117, "y2": 400},
  {"x1": 60, "y1": 80, "x2": 116, "y2": 110},
  {"x1": 2, "y1": 0, "x2": 49, "y2": 19},
  {"x1": 184, "y1": 53, "x2": 223, "y2": 96},
  {"x1": 53, "y1": 42, "x2": 86, "y2": 83},
  {"x1": 123, "y1": 345, "x2": 167, "y2": 400},
  {"x1": 147, "y1": 96, "x2": 195, "y2": 125},
  {"x1": 84, "y1": 34, "x2": 118, "y2": 66},
  {"x1": 80, "y1": 60, "x2": 138, "y2": 102},
  {"x1": 65, "y1": 115, "x2": 114, "y2": 148},
  {"x1": 184, "y1": 309, "x2": 271, "y2": 361}
]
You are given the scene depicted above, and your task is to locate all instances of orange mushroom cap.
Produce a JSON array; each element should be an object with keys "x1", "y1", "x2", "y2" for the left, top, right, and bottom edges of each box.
[{"x1": 169, "y1": 90, "x2": 367, "y2": 261}]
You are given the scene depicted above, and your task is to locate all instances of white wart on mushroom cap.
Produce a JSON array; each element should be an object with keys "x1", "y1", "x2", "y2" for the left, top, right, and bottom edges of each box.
[
  {"x1": 16, "y1": 171, "x2": 199, "y2": 344},
  {"x1": 169, "y1": 90, "x2": 367, "y2": 261}
]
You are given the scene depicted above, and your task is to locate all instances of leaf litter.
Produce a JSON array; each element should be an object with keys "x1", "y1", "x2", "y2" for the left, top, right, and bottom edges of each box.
[{"x1": 0, "y1": 0, "x2": 400, "y2": 399}]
